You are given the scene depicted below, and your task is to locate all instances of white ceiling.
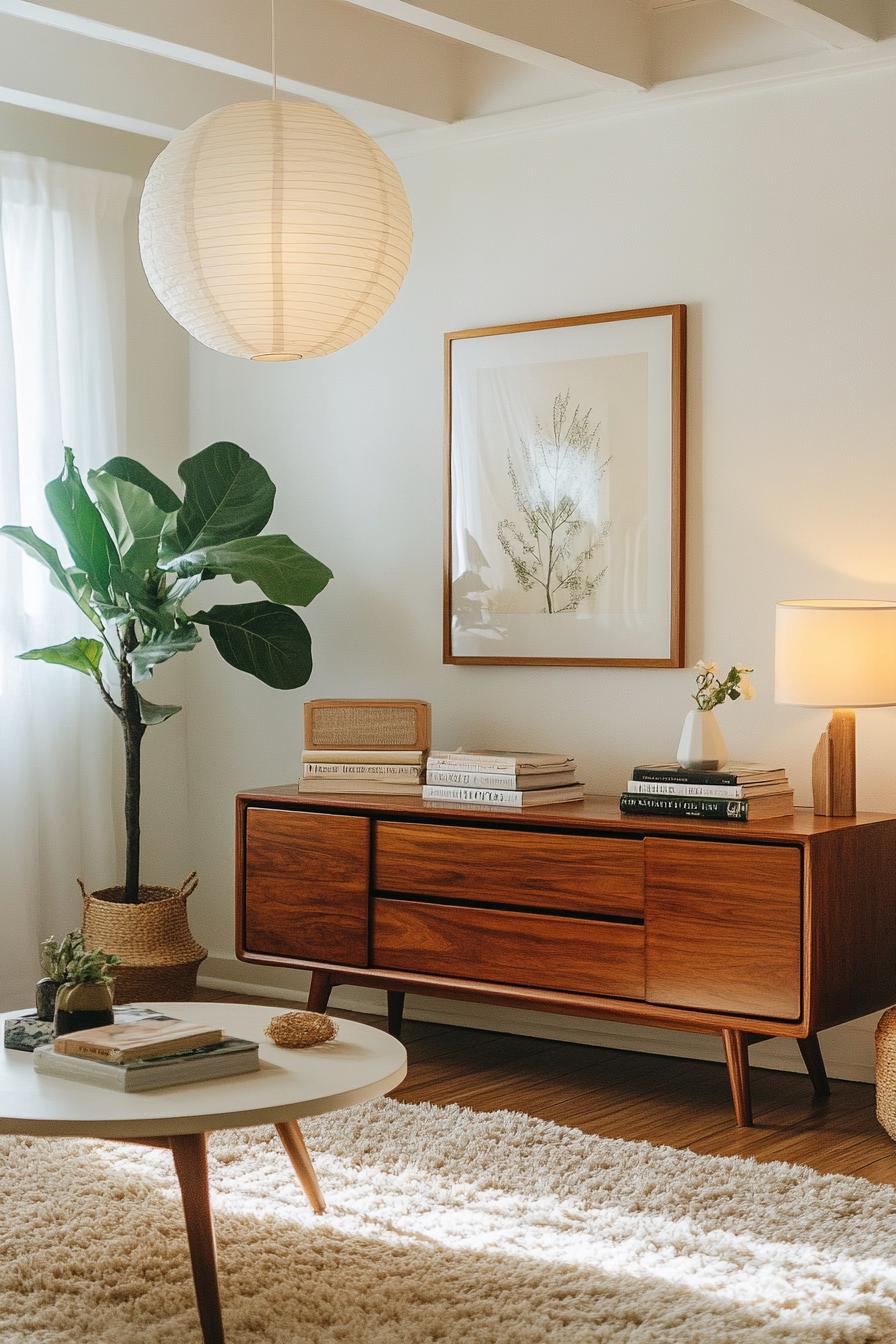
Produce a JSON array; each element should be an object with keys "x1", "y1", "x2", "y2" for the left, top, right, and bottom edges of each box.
[{"x1": 0, "y1": 0, "x2": 894, "y2": 156}]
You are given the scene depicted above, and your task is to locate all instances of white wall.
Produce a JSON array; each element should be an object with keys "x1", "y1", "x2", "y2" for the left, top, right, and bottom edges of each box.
[{"x1": 178, "y1": 66, "x2": 896, "y2": 1082}]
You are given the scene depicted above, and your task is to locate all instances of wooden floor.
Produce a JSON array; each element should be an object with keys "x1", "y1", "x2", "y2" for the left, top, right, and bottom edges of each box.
[{"x1": 197, "y1": 988, "x2": 896, "y2": 1185}]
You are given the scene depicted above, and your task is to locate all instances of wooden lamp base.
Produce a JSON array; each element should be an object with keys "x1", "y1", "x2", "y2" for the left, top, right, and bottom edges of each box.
[{"x1": 811, "y1": 708, "x2": 856, "y2": 816}]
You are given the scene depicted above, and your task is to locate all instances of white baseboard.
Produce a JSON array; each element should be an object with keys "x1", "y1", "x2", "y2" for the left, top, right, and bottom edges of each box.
[{"x1": 198, "y1": 956, "x2": 879, "y2": 1086}]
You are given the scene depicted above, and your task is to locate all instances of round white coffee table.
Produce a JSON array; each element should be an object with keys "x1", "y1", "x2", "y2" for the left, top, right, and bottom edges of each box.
[{"x1": 0, "y1": 1002, "x2": 407, "y2": 1344}]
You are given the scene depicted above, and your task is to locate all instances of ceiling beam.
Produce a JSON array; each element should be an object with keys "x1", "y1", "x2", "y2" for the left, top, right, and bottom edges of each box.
[
  {"x1": 0, "y1": 0, "x2": 461, "y2": 128},
  {"x1": 728, "y1": 0, "x2": 877, "y2": 48},
  {"x1": 340, "y1": 0, "x2": 651, "y2": 92}
]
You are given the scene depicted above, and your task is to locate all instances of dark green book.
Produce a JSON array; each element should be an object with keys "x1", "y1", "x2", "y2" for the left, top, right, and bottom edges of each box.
[
  {"x1": 619, "y1": 793, "x2": 749, "y2": 821},
  {"x1": 631, "y1": 763, "x2": 785, "y2": 786}
]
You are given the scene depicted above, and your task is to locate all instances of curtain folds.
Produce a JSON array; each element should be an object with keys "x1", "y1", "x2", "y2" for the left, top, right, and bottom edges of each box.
[{"x1": 0, "y1": 152, "x2": 134, "y2": 1008}]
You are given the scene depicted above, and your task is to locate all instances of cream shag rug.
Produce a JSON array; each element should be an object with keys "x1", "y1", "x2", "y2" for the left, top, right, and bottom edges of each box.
[{"x1": 1, "y1": 1098, "x2": 895, "y2": 1344}]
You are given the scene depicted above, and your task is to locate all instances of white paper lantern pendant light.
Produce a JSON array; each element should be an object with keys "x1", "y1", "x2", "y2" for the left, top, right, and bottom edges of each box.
[{"x1": 139, "y1": 1, "x2": 412, "y2": 361}]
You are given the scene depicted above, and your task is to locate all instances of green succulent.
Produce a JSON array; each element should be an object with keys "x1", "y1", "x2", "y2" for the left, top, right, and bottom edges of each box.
[
  {"x1": 39, "y1": 930, "x2": 86, "y2": 981},
  {"x1": 61, "y1": 948, "x2": 120, "y2": 986}
]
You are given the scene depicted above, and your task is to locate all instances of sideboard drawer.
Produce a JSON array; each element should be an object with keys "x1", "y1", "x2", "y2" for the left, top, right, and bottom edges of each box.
[
  {"x1": 374, "y1": 822, "x2": 644, "y2": 919},
  {"x1": 372, "y1": 898, "x2": 645, "y2": 998},
  {"x1": 646, "y1": 839, "x2": 802, "y2": 1019},
  {"x1": 243, "y1": 808, "x2": 369, "y2": 965}
]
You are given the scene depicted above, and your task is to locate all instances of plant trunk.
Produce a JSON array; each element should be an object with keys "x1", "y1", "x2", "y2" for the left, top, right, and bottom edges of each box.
[{"x1": 119, "y1": 627, "x2": 145, "y2": 905}]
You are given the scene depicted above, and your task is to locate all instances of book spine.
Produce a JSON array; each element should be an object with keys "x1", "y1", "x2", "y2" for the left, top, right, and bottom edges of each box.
[
  {"x1": 55, "y1": 1041, "x2": 128, "y2": 1063},
  {"x1": 626, "y1": 779, "x2": 745, "y2": 799},
  {"x1": 619, "y1": 793, "x2": 749, "y2": 820},
  {"x1": 422, "y1": 784, "x2": 523, "y2": 805},
  {"x1": 631, "y1": 768, "x2": 741, "y2": 785},
  {"x1": 427, "y1": 768, "x2": 525, "y2": 789},
  {"x1": 426, "y1": 755, "x2": 518, "y2": 774},
  {"x1": 303, "y1": 762, "x2": 421, "y2": 780}
]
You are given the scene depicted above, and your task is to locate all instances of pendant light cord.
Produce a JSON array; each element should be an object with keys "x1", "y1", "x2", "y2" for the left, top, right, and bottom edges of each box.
[{"x1": 271, "y1": 0, "x2": 277, "y2": 99}]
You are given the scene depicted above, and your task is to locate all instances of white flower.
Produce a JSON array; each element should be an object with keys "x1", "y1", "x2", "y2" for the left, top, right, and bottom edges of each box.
[
  {"x1": 739, "y1": 676, "x2": 756, "y2": 700},
  {"x1": 695, "y1": 659, "x2": 718, "y2": 676}
]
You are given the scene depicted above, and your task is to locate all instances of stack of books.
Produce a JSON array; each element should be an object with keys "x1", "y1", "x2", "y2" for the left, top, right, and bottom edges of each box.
[
  {"x1": 300, "y1": 747, "x2": 427, "y2": 795},
  {"x1": 32, "y1": 1013, "x2": 259, "y2": 1092},
  {"x1": 619, "y1": 762, "x2": 794, "y2": 821},
  {"x1": 423, "y1": 750, "x2": 585, "y2": 808}
]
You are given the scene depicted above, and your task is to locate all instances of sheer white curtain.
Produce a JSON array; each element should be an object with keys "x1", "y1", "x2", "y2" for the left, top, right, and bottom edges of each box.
[{"x1": 0, "y1": 153, "x2": 133, "y2": 1007}]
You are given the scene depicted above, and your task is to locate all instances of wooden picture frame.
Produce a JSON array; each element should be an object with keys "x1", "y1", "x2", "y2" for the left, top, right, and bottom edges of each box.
[{"x1": 443, "y1": 305, "x2": 686, "y2": 667}]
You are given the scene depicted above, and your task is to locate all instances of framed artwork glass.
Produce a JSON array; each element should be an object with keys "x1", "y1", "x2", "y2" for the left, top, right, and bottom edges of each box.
[{"x1": 444, "y1": 305, "x2": 686, "y2": 667}]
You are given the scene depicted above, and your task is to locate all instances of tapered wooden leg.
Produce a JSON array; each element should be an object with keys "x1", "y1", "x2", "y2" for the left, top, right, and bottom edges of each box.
[
  {"x1": 169, "y1": 1133, "x2": 224, "y2": 1344},
  {"x1": 307, "y1": 970, "x2": 333, "y2": 1015},
  {"x1": 387, "y1": 990, "x2": 405, "y2": 1039},
  {"x1": 797, "y1": 1034, "x2": 831, "y2": 1099},
  {"x1": 722, "y1": 1029, "x2": 753, "y2": 1127},
  {"x1": 275, "y1": 1120, "x2": 326, "y2": 1214}
]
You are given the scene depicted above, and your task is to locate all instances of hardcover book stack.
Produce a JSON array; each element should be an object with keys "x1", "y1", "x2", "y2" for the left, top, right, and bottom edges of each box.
[
  {"x1": 32, "y1": 1013, "x2": 260, "y2": 1092},
  {"x1": 300, "y1": 748, "x2": 427, "y2": 795},
  {"x1": 619, "y1": 762, "x2": 794, "y2": 821},
  {"x1": 423, "y1": 750, "x2": 585, "y2": 808}
]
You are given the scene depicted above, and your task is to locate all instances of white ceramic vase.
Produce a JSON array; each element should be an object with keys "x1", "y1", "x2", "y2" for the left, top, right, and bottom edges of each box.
[{"x1": 676, "y1": 709, "x2": 728, "y2": 770}]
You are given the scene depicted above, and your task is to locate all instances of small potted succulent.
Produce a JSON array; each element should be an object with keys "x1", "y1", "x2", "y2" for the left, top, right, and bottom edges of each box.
[
  {"x1": 54, "y1": 946, "x2": 121, "y2": 1037},
  {"x1": 37, "y1": 931, "x2": 87, "y2": 1021}
]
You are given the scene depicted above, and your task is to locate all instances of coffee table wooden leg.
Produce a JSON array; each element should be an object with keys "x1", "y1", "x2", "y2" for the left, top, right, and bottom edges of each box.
[
  {"x1": 170, "y1": 1132, "x2": 225, "y2": 1344},
  {"x1": 275, "y1": 1120, "x2": 326, "y2": 1213}
]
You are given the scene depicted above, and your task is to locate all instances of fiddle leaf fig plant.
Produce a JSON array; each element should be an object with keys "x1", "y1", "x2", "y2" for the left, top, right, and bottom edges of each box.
[{"x1": 2, "y1": 441, "x2": 332, "y2": 905}]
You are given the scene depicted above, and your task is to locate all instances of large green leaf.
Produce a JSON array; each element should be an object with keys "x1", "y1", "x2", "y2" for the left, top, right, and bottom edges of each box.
[
  {"x1": 0, "y1": 525, "x2": 103, "y2": 629},
  {"x1": 160, "y1": 442, "x2": 275, "y2": 563},
  {"x1": 162, "y1": 535, "x2": 332, "y2": 606},
  {"x1": 193, "y1": 602, "x2": 312, "y2": 689},
  {"x1": 128, "y1": 623, "x2": 200, "y2": 681},
  {"x1": 88, "y1": 468, "x2": 169, "y2": 573},
  {"x1": 18, "y1": 636, "x2": 104, "y2": 679},
  {"x1": 136, "y1": 691, "x2": 182, "y2": 725},
  {"x1": 109, "y1": 565, "x2": 177, "y2": 632},
  {"x1": 45, "y1": 447, "x2": 117, "y2": 594},
  {"x1": 99, "y1": 457, "x2": 182, "y2": 514}
]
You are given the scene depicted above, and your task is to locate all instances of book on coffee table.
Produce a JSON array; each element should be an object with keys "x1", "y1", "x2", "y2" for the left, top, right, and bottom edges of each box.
[
  {"x1": 53, "y1": 1018, "x2": 223, "y2": 1063},
  {"x1": 34, "y1": 1035, "x2": 259, "y2": 1091}
]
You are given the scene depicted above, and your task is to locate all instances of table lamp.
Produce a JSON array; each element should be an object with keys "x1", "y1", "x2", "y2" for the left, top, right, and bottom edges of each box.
[{"x1": 775, "y1": 599, "x2": 896, "y2": 816}]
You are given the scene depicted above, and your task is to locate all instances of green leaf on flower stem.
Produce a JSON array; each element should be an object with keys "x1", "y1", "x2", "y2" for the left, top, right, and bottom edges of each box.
[
  {"x1": 193, "y1": 602, "x2": 311, "y2": 689},
  {"x1": 161, "y1": 534, "x2": 332, "y2": 606},
  {"x1": 45, "y1": 447, "x2": 118, "y2": 595},
  {"x1": 0, "y1": 526, "x2": 104, "y2": 629},
  {"x1": 136, "y1": 691, "x2": 182, "y2": 725},
  {"x1": 159, "y1": 442, "x2": 275, "y2": 563},
  {"x1": 128, "y1": 623, "x2": 200, "y2": 682},
  {"x1": 99, "y1": 458, "x2": 182, "y2": 515},
  {"x1": 18, "y1": 637, "x2": 104, "y2": 679},
  {"x1": 88, "y1": 468, "x2": 169, "y2": 574}
]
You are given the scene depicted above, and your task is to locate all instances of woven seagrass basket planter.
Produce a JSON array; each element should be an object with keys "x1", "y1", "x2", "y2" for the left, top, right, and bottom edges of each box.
[
  {"x1": 875, "y1": 1006, "x2": 896, "y2": 1141},
  {"x1": 80, "y1": 873, "x2": 207, "y2": 1004}
]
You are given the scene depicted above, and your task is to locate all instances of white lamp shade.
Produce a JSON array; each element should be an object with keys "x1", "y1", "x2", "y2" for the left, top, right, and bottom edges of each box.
[
  {"x1": 138, "y1": 99, "x2": 412, "y2": 361},
  {"x1": 775, "y1": 599, "x2": 896, "y2": 707}
]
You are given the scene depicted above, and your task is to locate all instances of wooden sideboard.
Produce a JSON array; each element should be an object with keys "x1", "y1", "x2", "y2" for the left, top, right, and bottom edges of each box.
[{"x1": 235, "y1": 787, "x2": 896, "y2": 1125}]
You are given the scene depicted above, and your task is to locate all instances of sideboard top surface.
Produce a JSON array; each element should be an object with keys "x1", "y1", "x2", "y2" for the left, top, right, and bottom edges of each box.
[{"x1": 236, "y1": 786, "x2": 896, "y2": 844}]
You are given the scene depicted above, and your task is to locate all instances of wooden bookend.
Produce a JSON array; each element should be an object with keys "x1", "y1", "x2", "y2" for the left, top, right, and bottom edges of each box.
[{"x1": 811, "y1": 709, "x2": 856, "y2": 817}]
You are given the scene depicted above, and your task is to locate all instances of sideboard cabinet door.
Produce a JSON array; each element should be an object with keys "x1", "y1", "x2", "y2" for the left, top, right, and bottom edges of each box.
[
  {"x1": 645, "y1": 839, "x2": 802, "y2": 1019},
  {"x1": 243, "y1": 808, "x2": 369, "y2": 965}
]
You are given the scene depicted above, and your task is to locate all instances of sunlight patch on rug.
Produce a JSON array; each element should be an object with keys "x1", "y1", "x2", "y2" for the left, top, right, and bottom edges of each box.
[{"x1": 1, "y1": 1097, "x2": 895, "y2": 1343}]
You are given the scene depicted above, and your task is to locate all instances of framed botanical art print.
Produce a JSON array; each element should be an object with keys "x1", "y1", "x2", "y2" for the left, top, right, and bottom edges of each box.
[{"x1": 443, "y1": 305, "x2": 686, "y2": 667}]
